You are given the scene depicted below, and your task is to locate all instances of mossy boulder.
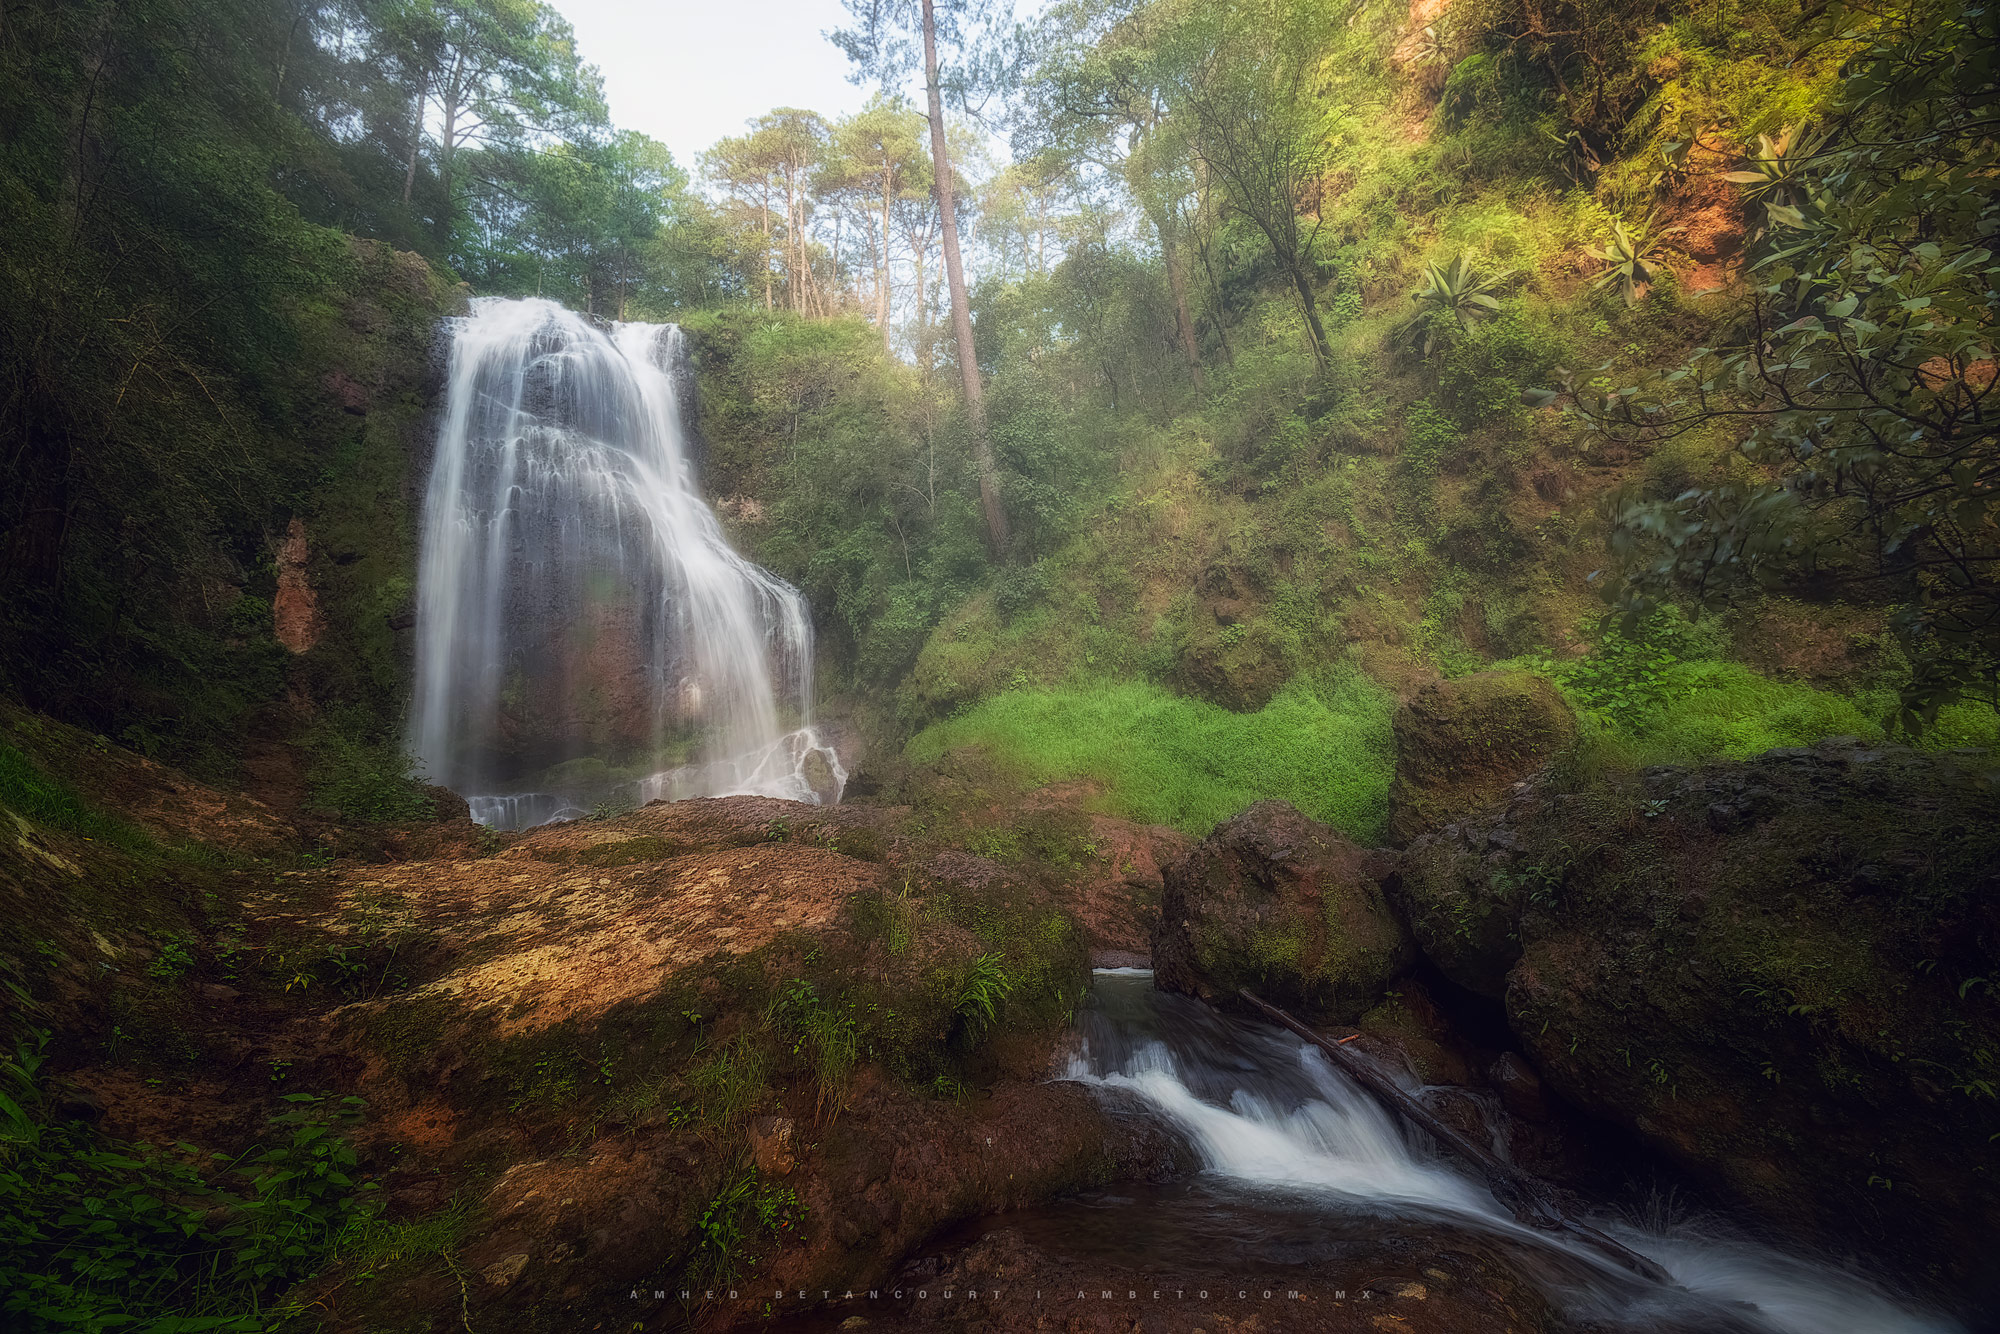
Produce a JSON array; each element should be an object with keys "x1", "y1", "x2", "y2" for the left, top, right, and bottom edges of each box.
[
  {"x1": 1152, "y1": 800, "x2": 1413, "y2": 1021},
  {"x1": 1387, "y1": 670, "x2": 1576, "y2": 845},
  {"x1": 1403, "y1": 740, "x2": 2000, "y2": 1291},
  {"x1": 1175, "y1": 617, "x2": 1290, "y2": 713}
]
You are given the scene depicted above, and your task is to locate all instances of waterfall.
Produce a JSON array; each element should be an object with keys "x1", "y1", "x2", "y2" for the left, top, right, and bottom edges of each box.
[
  {"x1": 1058, "y1": 970, "x2": 1963, "y2": 1334},
  {"x1": 409, "y1": 297, "x2": 844, "y2": 828}
]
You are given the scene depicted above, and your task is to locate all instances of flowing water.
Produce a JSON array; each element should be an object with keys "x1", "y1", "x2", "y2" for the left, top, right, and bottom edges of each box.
[
  {"x1": 409, "y1": 297, "x2": 843, "y2": 827},
  {"x1": 1033, "y1": 969, "x2": 1964, "y2": 1334}
]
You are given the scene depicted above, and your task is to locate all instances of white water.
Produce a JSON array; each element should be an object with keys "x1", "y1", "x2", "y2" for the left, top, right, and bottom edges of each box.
[
  {"x1": 1063, "y1": 971, "x2": 1962, "y2": 1334},
  {"x1": 411, "y1": 298, "x2": 843, "y2": 827}
]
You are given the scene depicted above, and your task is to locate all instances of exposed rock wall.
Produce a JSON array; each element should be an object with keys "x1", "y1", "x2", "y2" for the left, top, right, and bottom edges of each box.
[{"x1": 1386, "y1": 669, "x2": 1576, "y2": 846}]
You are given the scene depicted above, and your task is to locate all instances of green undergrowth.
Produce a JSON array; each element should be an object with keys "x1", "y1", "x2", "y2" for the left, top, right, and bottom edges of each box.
[
  {"x1": 0, "y1": 743, "x2": 156, "y2": 854},
  {"x1": 1, "y1": 1030, "x2": 379, "y2": 1333},
  {"x1": 1505, "y1": 610, "x2": 1999, "y2": 768},
  {"x1": 905, "y1": 664, "x2": 1395, "y2": 840}
]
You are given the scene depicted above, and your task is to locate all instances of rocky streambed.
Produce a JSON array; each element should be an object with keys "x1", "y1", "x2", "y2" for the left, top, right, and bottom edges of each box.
[{"x1": 3, "y1": 681, "x2": 1995, "y2": 1332}]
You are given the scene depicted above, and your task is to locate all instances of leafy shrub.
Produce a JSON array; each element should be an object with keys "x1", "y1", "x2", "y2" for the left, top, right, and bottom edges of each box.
[
  {"x1": 1506, "y1": 607, "x2": 1920, "y2": 765},
  {"x1": 689, "y1": 1169, "x2": 805, "y2": 1285},
  {"x1": 992, "y1": 561, "x2": 1051, "y2": 622},
  {"x1": 302, "y1": 715, "x2": 432, "y2": 824}
]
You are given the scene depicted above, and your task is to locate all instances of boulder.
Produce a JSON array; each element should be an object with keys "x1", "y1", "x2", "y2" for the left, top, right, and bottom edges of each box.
[
  {"x1": 1152, "y1": 800, "x2": 1414, "y2": 1021},
  {"x1": 1387, "y1": 670, "x2": 1575, "y2": 845},
  {"x1": 1175, "y1": 618, "x2": 1289, "y2": 713},
  {"x1": 1403, "y1": 739, "x2": 2000, "y2": 1289}
]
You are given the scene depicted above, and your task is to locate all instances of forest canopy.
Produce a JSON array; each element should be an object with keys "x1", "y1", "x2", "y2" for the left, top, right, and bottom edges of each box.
[{"x1": 1, "y1": 0, "x2": 1994, "y2": 775}]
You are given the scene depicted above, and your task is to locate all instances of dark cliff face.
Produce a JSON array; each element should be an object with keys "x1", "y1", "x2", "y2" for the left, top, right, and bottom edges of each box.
[{"x1": 1397, "y1": 739, "x2": 2000, "y2": 1291}]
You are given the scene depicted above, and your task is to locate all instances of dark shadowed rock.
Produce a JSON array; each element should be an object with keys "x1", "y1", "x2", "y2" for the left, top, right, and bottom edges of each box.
[
  {"x1": 1387, "y1": 670, "x2": 1576, "y2": 845},
  {"x1": 1489, "y1": 1053, "x2": 1549, "y2": 1122},
  {"x1": 425, "y1": 784, "x2": 472, "y2": 823},
  {"x1": 1402, "y1": 739, "x2": 2000, "y2": 1289},
  {"x1": 1152, "y1": 800, "x2": 1413, "y2": 1022}
]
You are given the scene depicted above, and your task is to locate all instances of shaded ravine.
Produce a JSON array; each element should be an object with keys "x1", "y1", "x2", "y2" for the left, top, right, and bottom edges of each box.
[
  {"x1": 409, "y1": 297, "x2": 842, "y2": 827},
  {"x1": 1032, "y1": 969, "x2": 1962, "y2": 1334}
]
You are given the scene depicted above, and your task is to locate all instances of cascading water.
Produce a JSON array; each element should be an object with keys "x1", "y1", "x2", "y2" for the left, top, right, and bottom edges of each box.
[
  {"x1": 1047, "y1": 970, "x2": 1964, "y2": 1334},
  {"x1": 410, "y1": 297, "x2": 844, "y2": 828}
]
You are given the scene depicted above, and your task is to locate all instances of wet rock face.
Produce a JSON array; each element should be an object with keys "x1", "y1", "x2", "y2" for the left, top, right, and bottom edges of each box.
[
  {"x1": 1153, "y1": 800, "x2": 1413, "y2": 1022},
  {"x1": 1386, "y1": 670, "x2": 1576, "y2": 846},
  {"x1": 1402, "y1": 740, "x2": 2000, "y2": 1288}
]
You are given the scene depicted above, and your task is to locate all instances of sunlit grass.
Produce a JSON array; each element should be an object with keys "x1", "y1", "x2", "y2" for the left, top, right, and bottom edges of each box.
[{"x1": 905, "y1": 665, "x2": 1396, "y2": 840}]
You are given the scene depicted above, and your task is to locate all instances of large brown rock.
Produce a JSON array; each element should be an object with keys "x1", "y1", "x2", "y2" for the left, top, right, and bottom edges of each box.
[
  {"x1": 1153, "y1": 800, "x2": 1413, "y2": 1022},
  {"x1": 1387, "y1": 670, "x2": 1576, "y2": 845},
  {"x1": 1400, "y1": 740, "x2": 2000, "y2": 1294}
]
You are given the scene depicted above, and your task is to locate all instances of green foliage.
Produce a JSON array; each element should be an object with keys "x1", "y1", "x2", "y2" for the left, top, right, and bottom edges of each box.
[
  {"x1": 1503, "y1": 608, "x2": 1945, "y2": 766},
  {"x1": 689, "y1": 1169, "x2": 804, "y2": 1286},
  {"x1": 1, "y1": 1031, "x2": 377, "y2": 1332},
  {"x1": 950, "y1": 953, "x2": 1017, "y2": 1044},
  {"x1": 0, "y1": 744, "x2": 156, "y2": 854},
  {"x1": 1589, "y1": 216, "x2": 1662, "y2": 306},
  {"x1": 1403, "y1": 254, "x2": 1515, "y2": 358},
  {"x1": 302, "y1": 714, "x2": 432, "y2": 825},
  {"x1": 1719, "y1": 123, "x2": 1832, "y2": 237},
  {"x1": 906, "y1": 665, "x2": 1395, "y2": 839},
  {"x1": 1567, "y1": 1, "x2": 2000, "y2": 724},
  {"x1": 767, "y1": 980, "x2": 861, "y2": 1120},
  {"x1": 685, "y1": 1035, "x2": 770, "y2": 1128},
  {"x1": 146, "y1": 941, "x2": 198, "y2": 982}
]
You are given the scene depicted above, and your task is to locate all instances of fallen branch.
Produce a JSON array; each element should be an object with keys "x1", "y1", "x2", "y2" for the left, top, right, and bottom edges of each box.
[{"x1": 1237, "y1": 987, "x2": 1673, "y2": 1285}]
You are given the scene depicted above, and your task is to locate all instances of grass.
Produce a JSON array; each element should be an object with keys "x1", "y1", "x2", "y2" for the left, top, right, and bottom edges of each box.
[
  {"x1": 1591, "y1": 659, "x2": 1888, "y2": 766},
  {"x1": 1542, "y1": 657, "x2": 1997, "y2": 768},
  {"x1": 904, "y1": 664, "x2": 1396, "y2": 840},
  {"x1": 0, "y1": 742, "x2": 157, "y2": 853}
]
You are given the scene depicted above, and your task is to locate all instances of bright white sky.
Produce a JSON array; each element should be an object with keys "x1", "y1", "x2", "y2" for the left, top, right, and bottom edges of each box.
[{"x1": 554, "y1": 0, "x2": 880, "y2": 170}]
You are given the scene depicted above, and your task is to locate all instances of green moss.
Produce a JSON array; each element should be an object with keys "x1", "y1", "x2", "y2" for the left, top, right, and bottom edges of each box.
[{"x1": 905, "y1": 664, "x2": 1395, "y2": 839}]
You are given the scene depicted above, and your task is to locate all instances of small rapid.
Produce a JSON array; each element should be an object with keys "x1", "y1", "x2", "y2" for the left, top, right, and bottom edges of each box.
[
  {"x1": 1057, "y1": 970, "x2": 1962, "y2": 1334},
  {"x1": 409, "y1": 298, "x2": 843, "y2": 827}
]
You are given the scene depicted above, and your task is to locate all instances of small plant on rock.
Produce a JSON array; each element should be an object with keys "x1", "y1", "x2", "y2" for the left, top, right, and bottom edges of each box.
[{"x1": 951, "y1": 952, "x2": 1016, "y2": 1044}]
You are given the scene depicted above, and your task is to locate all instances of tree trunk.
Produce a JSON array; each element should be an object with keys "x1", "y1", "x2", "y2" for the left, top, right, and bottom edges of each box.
[
  {"x1": 880, "y1": 175, "x2": 894, "y2": 357},
  {"x1": 1285, "y1": 254, "x2": 1329, "y2": 370},
  {"x1": 921, "y1": 0, "x2": 1008, "y2": 554},
  {"x1": 401, "y1": 63, "x2": 429, "y2": 205},
  {"x1": 436, "y1": 51, "x2": 464, "y2": 233},
  {"x1": 913, "y1": 253, "x2": 927, "y2": 373},
  {"x1": 1161, "y1": 217, "x2": 1204, "y2": 389},
  {"x1": 762, "y1": 180, "x2": 774, "y2": 310},
  {"x1": 274, "y1": 6, "x2": 305, "y2": 102}
]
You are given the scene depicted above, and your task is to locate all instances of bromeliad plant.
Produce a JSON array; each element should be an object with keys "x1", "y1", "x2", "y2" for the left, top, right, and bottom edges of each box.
[
  {"x1": 1590, "y1": 215, "x2": 1662, "y2": 306},
  {"x1": 1403, "y1": 254, "x2": 1514, "y2": 358},
  {"x1": 1721, "y1": 123, "x2": 1830, "y2": 237}
]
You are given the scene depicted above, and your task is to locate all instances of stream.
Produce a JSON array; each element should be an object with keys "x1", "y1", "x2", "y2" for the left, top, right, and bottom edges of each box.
[{"x1": 968, "y1": 968, "x2": 1965, "y2": 1333}]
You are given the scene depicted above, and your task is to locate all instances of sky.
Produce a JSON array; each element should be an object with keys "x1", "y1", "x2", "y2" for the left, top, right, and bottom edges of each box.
[{"x1": 553, "y1": 0, "x2": 879, "y2": 170}]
